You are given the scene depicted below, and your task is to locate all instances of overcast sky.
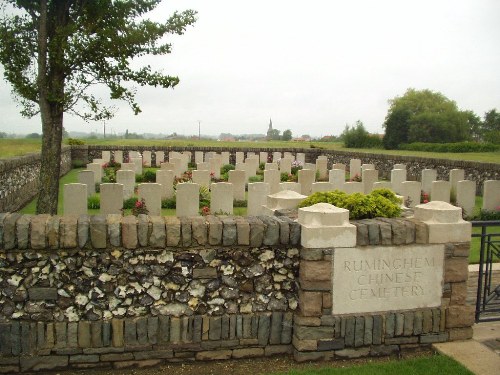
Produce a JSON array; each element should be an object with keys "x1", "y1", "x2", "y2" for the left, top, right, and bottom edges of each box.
[{"x1": 0, "y1": 0, "x2": 499, "y2": 137}]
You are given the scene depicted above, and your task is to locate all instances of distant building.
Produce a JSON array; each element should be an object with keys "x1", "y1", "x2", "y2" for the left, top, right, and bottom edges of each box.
[{"x1": 266, "y1": 118, "x2": 273, "y2": 140}]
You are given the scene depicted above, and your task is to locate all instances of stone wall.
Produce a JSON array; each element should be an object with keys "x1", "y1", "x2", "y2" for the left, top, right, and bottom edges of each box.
[
  {"x1": 0, "y1": 147, "x2": 72, "y2": 212},
  {"x1": 0, "y1": 206, "x2": 475, "y2": 372}
]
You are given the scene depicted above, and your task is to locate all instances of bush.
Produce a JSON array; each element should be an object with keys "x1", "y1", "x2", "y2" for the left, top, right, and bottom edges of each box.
[
  {"x1": 123, "y1": 197, "x2": 139, "y2": 209},
  {"x1": 399, "y1": 141, "x2": 500, "y2": 153},
  {"x1": 143, "y1": 170, "x2": 156, "y2": 182},
  {"x1": 233, "y1": 199, "x2": 247, "y2": 207},
  {"x1": 188, "y1": 162, "x2": 197, "y2": 169},
  {"x1": 259, "y1": 162, "x2": 265, "y2": 171},
  {"x1": 472, "y1": 209, "x2": 500, "y2": 221},
  {"x1": 161, "y1": 197, "x2": 176, "y2": 209},
  {"x1": 72, "y1": 159, "x2": 86, "y2": 168},
  {"x1": 298, "y1": 188, "x2": 402, "y2": 220},
  {"x1": 87, "y1": 195, "x2": 100, "y2": 209},
  {"x1": 248, "y1": 175, "x2": 263, "y2": 183},
  {"x1": 66, "y1": 138, "x2": 85, "y2": 145},
  {"x1": 221, "y1": 164, "x2": 235, "y2": 175},
  {"x1": 341, "y1": 121, "x2": 383, "y2": 149}
]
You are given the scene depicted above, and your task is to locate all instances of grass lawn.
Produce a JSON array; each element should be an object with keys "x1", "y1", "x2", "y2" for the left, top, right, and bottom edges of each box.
[
  {"x1": 273, "y1": 354, "x2": 472, "y2": 375},
  {"x1": 1, "y1": 138, "x2": 499, "y2": 164}
]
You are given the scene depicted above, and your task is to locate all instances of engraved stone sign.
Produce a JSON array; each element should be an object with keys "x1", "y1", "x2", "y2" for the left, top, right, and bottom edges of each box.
[{"x1": 332, "y1": 245, "x2": 444, "y2": 314}]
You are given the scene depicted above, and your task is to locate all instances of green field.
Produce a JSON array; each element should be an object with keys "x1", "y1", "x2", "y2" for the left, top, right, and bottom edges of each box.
[{"x1": 1, "y1": 138, "x2": 500, "y2": 164}]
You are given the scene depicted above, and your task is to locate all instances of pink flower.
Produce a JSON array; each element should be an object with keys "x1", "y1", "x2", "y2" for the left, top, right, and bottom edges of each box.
[
  {"x1": 423, "y1": 199, "x2": 429, "y2": 204},
  {"x1": 135, "y1": 201, "x2": 142, "y2": 208}
]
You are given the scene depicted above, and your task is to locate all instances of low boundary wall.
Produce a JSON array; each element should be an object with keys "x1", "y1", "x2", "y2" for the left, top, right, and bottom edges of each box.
[{"x1": 0, "y1": 202, "x2": 474, "y2": 372}]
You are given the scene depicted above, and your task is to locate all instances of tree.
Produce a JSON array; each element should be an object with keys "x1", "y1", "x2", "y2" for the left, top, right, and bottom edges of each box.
[
  {"x1": 382, "y1": 88, "x2": 470, "y2": 149},
  {"x1": 482, "y1": 109, "x2": 500, "y2": 144},
  {"x1": 282, "y1": 129, "x2": 292, "y2": 141},
  {"x1": 341, "y1": 120, "x2": 382, "y2": 149},
  {"x1": 0, "y1": 1, "x2": 196, "y2": 214},
  {"x1": 268, "y1": 128, "x2": 281, "y2": 140},
  {"x1": 464, "y1": 110, "x2": 482, "y2": 141}
]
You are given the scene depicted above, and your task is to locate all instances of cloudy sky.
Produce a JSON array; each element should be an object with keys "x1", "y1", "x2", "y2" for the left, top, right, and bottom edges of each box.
[{"x1": 0, "y1": 0, "x2": 499, "y2": 137}]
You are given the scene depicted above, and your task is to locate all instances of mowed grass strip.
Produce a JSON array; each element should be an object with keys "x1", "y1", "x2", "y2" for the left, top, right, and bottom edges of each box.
[
  {"x1": 1, "y1": 138, "x2": 499, "y2": 164},
  {"x1": 272, "y1": 355, "x2": 472, "y2": 375}
]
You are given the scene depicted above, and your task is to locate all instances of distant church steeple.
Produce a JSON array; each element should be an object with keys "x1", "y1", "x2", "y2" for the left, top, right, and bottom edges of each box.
[{"x1": 267, "y1": 118, "x2": 273, "y2": 140}]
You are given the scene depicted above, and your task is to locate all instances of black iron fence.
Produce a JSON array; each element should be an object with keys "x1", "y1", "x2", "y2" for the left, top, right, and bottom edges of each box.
[{"x1": 472, "y1": 220, "x2": 500, "y2": 322}]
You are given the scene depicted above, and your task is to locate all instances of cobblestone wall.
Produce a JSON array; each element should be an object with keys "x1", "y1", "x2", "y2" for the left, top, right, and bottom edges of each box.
[
  {"x1": 0, "y1": 147, "x2": 72, "y2": 212},
  {"x1": 0, "y1": 211, "x2": 474, "y2": 372}
]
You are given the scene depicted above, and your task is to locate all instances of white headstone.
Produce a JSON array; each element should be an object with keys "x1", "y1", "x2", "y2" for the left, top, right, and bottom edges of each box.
[
  {"x1": 482, "y1": 180, "x2": 500, "y2": 211},
  {"x1": 372, "y1": 181, "x2": 393, "y2": 191},
  {"x1": 142, "y1": 151, "x2": 152, "y2": 167},
  {"x1": 390, "y1": 169, "x2": 407, "y2": 194},
  {"x1": 312, "y1": 182, "x2": 334, "y2": 193},
  {"x1": 298, "y1": 169, "x2": 315, "y2": 195},
  {"x1": 259, "y1": 152, "x2": 268, "y2": 164},
  {"x1": 209, "y1": 158, "x2": 221, "y2": 179},
  {"x1": 394, "y1": 163, "x2": 406, "y2": 170},
  {"x1": 332, "y1": 163, "x2": 346, "y2": 171},
  {"x1": 78, "y1": 170, "x2": 95, "y2": 197},
  {"x1": 114, "y1": 150, "x2": 123, "y2": 163},
  {"x1": 401, "y1": 181, "x2": 421, "y2": 208},
  {"x1": 156, "y1": 169, "x2": 175, "y2": 199},
  {"x1": 195, "y1": 151, "x2": 204, "y2": 165},
  {"x1": 116, "y1": 169, "x2": 135, "y2": 199},
  {"x1": 176, "y1": 183, "x2": 200, "y2": 217},
  {"x1": 100, "y1": 183, "x2": 124, "y2": 215},
  {"x1": 279, "y1": 158, "x2": 292, "y2": 175},
  {"x1": 221, "y1": 152, "x2": 230, "y2": 166},
  {"x1": 449, "y1": 169, "x2": 465, "y2": 195},
  {"x1": 456, "y1": 180, "x2": 476, "y2": 217},
  {"x1": 280, "y1": 182, "x2": 301, "y2": 193},
  {"x1": 228, "y1": 170, "x2": 246, "y2": 201},
  {"x1": 101, "y1": 151, "x2": 111, "y2": 163},
  {"x1": 235, "y1": 152, "x2": 244, "y2": 164},
  {"x1": 431, "y1": 181, "x2": 451, "y2": 203},
  {"x1": 296, "y1": 153, "x2": 306, "y2": 164},
  {"x1": 273, "y1": 152, "x2": 282, "y2": 162},
  {"x1": 316, "y1": 158, "x2": 328, "y2": 180},
  {"x1": 131, "y1": 157, "x2": 143, "y2": 176},
  {"x1": 284, "y1": 152, "x2": 294, "y2": 160},
  {"x1": 247, "y1": 182, "x2": 270, "y2": 216},
  {"x1": 265, "y1": 162, "x2": 278, "y2": 171},
  {"x1": 63, "y1": 183, "x2": 87, "y2": 215},
  {"x1": 210, "y1": 182, "x2": 234, "y2": 215},
  {"x1": 170, "y1": 158, "x2": 184, "y2": 178},
  {"x1": 155, "y1": 151, "x2": 165, "y2": 167},
  {"x1": 349, "y1": 159, "x2": 361, "y2": 180},
  {"x1": 303, "y1": 162, "x2": 316, "y2": 171},
  {"x1": 361, "y1": 163, "x2": 374, "y2": 172},
  {"x1": 121, "y1": 162, "x2": 136, "y2": 173},
  {"x1": 87, "y1": 163, "x2": 102, "y2": 183},
  {"x1": 138, "y1": 183, "x2": 162, "y2": 216},
  {"x1": 362, "y1": 169, "x2": 379, "y2": 194},
  {"x1": 264, "y1": 169, "x2": 281, "y2": 194},
  {"x1": 343, "y1": 182, "x2": 364, "y2": 194},
  {"x1": 421, "y1": 169, "x2": 438, "y2": 195},
  {"x1": 329, "y1": 169, "x2": 345, "y2": 191},
  {"x1": 192, "y1": 169, "x2": 210, "y2": 190},
  {"x1": 129, "y1": 151, "x2": 140, "y2": 158},
  {"x1": 197, "y1": 162, "x2": 209, "y2": 171}
]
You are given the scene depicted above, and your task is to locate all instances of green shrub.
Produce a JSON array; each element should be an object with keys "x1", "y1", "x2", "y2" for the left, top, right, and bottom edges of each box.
[
  {"x1": 248, "y1": 175, "x2": 263, "y2": 183},
  {"x1": 221, "y1": 164, "x2": 235, "y2": 174},
  {"x1": 87, "y1": 195, "x2": 100, "y2": 209},
  {"x1": 66, "y1": 138, "x2": 85, "y2": 145},
  {"x1": 298, "y1": 189, "x2": 402, "y2": 220},
  {"x1": 135, "y1": 174, "x2": 144, "y2": 183},
  {"x1": 162, "y1": 197, "x2": 176, "y2": 209},
  {"x1": 123, "y1": 197, "x2": 139, "y2": 209},
  {"x1": 143, "y1": 170, "x2": 156, "y2": 182},
  {"x1": 72, "y1": 159, "x2": 86, "y2": 168},
  {"x1": 341, "y1": 121, "x2": 383, "y2": 149},
  {"x1": 259, "y1": 162, "x2": 265, "y2": 170},
  {"x1": 188, "y1": 162, "x2": 197, "y2": 169},
  {"x1": 233, "y1": 199, "x2": 247, "y2": 207},
  {"x1": 472, "y1": 209, "x2": 500, "y2": 221},
  {"x1": 399, "y1": 141, "x2": 500, "y2": 153}
]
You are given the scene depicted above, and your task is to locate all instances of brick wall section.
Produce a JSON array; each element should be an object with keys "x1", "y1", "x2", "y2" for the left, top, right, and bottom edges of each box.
[
  {"x1": 0, "y1": 147, "x2": 72, "y2": 212},
  {"x1": 0, "y1": 213, "x2": 473, "y2": 371},
  {"x1": 293, "y1": 217, "x2": 474, "y2": 362}
]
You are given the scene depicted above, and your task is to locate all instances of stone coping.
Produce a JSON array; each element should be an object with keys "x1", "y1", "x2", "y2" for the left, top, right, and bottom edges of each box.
[{"x1": 0, "y1": 213, "x2": 434, "y2": 251}]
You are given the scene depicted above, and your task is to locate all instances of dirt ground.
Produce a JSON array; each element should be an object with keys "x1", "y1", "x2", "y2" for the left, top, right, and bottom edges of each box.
[{"x1": 33, "y1": 350, "x2": 434, "y2": 375}]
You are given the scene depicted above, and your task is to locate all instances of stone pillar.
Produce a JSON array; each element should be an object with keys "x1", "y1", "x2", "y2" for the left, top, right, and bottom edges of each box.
[
  {"x1": 349, "y1": 159, "x2": 361, "y2": 180},
  {"x1": 87, "y1": 163, "x2": 102, "y2": 183},
  {"x1": 195, "y1": 151, "x2": 204, "y2": 165},
  {"x1": 431, "y1": 181, "x2": 451, "y2": 203},
  {"x1": 78, "y1": 170, "x2": 95, "y2": 197},
  {"x1": 390, "y1": 169, "x2": 407, "y2": 194},
  {"x1": 100, "y1": 183, "x2": 124, "y2": 215},
  {"x1": 262, "y1": 190, "x2": 307, "y2": 216},
  {"x1": 138, "y1": 183, "x2": 162, "y2": 216},
  {"x1": 156, "y1": 170, "x2": 175, "y2": 199},
  {"x1": 298, "y1": 169, "x2": 315, "y2": 196},
  {"x1": 456, "y1": 180, "x2": 476, "y2": 217},
  {"x1": 63, "y1": 183, "x2": 87, "y2": 215},
  {"x1": 142, "y1": 151, "x2": 152, "y2": 167},
  {"x1": 329, "y1": 169, "x2": 345, "y2": 191},
  {"x1": 247, "y1": 182, "x2": 270, "y2": 216},
  {"x1": 228, "y1": 170, "x2": 246, "y2": 201},
  {"x1": 401, "y1": 181, "x2": 421, "y2": 208},
  {"x1": 155, "y1": 151, "x2": 165, "y2": 166},
  {"x1": 280, "y1": 158, "x2": 292, "y2": 175},
  {"x1": 421, "y1": 169, "x2": 437, "y2": 195},
  {"x1": 362, "y1": 169, "x2": 378, "y2": 194},
  {"x1": 482, "y1": 180, "x2": 500, "y2": 211},
  {"x1": 192, "y1": 170, "x2": 210, "y2": 190},
  {"x1": 449, "y1": 169, "x2": 465, "y2": 196},
  {"x1": 264, "y1": 169, "x2": 281, "y2": 194},
  {"x1": 210, "y1": 182, "x2": 234, "y2": 215},
  {"x1": 343, "y1": 181, "x2": 363, "y2": 194},
  {"x1": 176, "y1": 183, "x2": 200, "y2": 217},
  {"x1": 280, "y1": 182, "x2": 301, "y2": 193},
  {"x1": 316, "y1": 158, "x2": 328, "y2": 180},
  {"x1": 312, "y1": 182, "x2": 334, "y2": 193},
  {"x1": 116, "y1": 170, "x2": 135, "y2": 199},
  {"x1": 114, "y1": 150, "x2": 123, "y2": 163}
]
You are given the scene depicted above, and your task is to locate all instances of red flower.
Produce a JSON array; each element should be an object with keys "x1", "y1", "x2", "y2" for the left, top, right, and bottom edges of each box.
[
  {"x1": 135, "y1": 201, "x2": 142, "y2": 208},
  {"x1": 423, "y1": 199, "x2": 429, "y2": 204}
]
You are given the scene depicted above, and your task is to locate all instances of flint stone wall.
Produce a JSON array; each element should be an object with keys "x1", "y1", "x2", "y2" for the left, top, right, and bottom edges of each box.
[
  {"x1": 0, "y1": 211, "x2": 474, "y2": 372},
  {"x1": 0, "y1": 147, "x2": 72, "y2": 212},
  {"x1": 72, "y1": 145, "x2": 499, "y2": 193}
]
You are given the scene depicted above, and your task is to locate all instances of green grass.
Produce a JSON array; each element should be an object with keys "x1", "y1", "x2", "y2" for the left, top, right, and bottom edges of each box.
[
  {"x1": 1, "y1": 138, "x2": 499, "y2": 164},
  {"x1": 273, "y1": 354, "x2": 472, "y2": 375}
]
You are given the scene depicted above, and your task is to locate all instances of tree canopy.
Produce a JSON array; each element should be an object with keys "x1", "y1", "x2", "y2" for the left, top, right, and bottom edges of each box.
[
  {"x1": 382, "y1": 89, "x2": 470, "y2": 149},
  {"x1": 0, "y1": 0, "x2": 196, "y2": 213}
]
